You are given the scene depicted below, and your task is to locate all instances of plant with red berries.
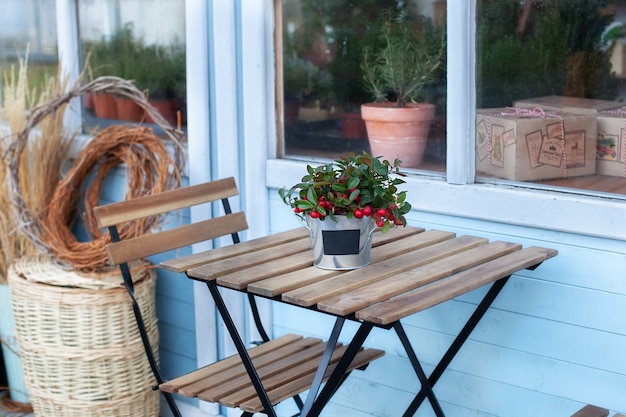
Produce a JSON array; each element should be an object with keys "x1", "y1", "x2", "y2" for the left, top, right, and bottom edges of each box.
[{"x1": 279, "y1": 151, "x2": 411, "y2": 232}]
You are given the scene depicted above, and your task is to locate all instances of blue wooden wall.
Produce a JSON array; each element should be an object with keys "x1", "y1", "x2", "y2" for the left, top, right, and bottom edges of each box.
[{"x1": 268, "y1": 192, "x2": 626, "y2": 417}]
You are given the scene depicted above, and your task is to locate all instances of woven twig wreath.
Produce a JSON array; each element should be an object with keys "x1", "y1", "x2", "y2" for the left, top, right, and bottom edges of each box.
[
  {"x1": 43, "y1": 125, "x2": 181, "y2": 272},
  {"x1": 6, "y1": 76, "x2": 186, "y2": 274}
]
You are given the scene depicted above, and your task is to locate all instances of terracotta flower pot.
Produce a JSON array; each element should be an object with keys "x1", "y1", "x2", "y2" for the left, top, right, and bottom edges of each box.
[
  {"x1": 146, "y1": 99, "x2": 175, "y2": 125},
  {"x1": 283, "y1": 100, "x2": 301, "y2": 125},
  {"x1": 82, "y1": 92, "x2": 94, "y2": 111},
  {"x1": 361, "y1": 102, "x2": 435, "y2": 168},
  {"x1": 341, "y1": 112, "x2": 368, "y2": 139},
  {"x1": 93, "y1": 93, "x2": 118, "y2": 120},
  {"x1": 114, "y1": 96, "x2": 145, "y2": 122}
]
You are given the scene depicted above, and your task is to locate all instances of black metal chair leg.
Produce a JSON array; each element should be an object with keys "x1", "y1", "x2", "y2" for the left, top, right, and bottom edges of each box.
[{"x1": 110, "y1": 226, "x2": 182, "y2": 417}]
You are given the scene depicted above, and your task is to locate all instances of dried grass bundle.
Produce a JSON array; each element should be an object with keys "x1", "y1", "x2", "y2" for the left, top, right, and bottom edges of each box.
[
  {"x1": 0, "y1": 131, "x2": 13, "y2": 283},
  {"x1": 0, "y1": 53, "x2": 77, "y2": 284}
]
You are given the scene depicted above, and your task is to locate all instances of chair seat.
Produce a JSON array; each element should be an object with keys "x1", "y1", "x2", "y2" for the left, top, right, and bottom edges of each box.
[{"x1": 160, "y1": 333, "x2": 384, "y2": 414}]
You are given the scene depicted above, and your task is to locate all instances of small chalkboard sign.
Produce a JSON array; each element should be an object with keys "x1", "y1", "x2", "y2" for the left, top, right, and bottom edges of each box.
[{"x1": 322, "y1": 229, "x2": 360, "y2": 255}]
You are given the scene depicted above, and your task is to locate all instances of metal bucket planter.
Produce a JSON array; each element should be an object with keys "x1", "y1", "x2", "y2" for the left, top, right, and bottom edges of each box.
[{"x1": 305, "y1": 215, "x2": 376, "y2": 270}]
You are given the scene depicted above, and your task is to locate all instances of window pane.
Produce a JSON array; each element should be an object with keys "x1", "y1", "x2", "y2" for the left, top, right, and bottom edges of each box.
[
  {"x1": 78, "y1": 0, "x2": 186, "y2": 131},
  {"x1": 476, "y1": 0, "x2": 626, "y2": 197},
  {"x1": 280, "y1": 0, "x2": 447, "y2": 172},
  {"x1": 0, "y1": 0, "x2": 58, "y2": 104}
]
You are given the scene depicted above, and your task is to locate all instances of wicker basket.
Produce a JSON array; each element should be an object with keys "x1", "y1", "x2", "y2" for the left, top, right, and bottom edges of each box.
[{"x1": 7, "y1": 256, "x2": 160, "y2": 417}]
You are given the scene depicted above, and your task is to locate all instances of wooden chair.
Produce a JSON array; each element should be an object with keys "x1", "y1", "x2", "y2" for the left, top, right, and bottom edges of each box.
[{"x1": 94, "y1": 177, "x2": 384, "y2": 417}]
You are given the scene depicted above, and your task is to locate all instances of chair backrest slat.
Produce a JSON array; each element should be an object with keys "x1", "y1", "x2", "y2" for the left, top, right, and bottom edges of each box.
[
  {"x1": 93, "y1": 177, "x2": 248, "y2": 266},
  {"x1": 95, "y1": 177, "x2": 239, "y2": 228},
  {"x1": 106, "y1": 211, "x2": 248, "y2": 265}
]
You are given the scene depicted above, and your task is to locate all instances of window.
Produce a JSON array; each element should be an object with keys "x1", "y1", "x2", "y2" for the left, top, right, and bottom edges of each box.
[
  {"x1": 0, "y1": 0, "x2": 58, "y2": 104},
  {"x1": 279, "y1": 0, "x2": 626, "y2": 198},
  {"x1": 279, "y1": 0, "x2": 447, "y2": 173},
  {"x1": 476, "y1": 0, "x2": 626, "y2": 197},
  {"x1": 77, "y1": 0, "x2": 186, "y2": 131}
]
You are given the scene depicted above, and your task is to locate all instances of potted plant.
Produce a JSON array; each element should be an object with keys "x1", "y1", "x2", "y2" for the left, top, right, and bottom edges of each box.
[
  {"x1": 283, "y1": 52, "x2": 332, "y2": 125},
  {"x1": 279, "y1": 152, "x2": 411, "y2": 270},
  {"x1": 361, "y1": 10, "x2": 445, "y2": 167}
]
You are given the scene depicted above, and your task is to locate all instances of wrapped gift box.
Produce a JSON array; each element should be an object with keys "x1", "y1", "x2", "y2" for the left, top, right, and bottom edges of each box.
[
  {"x1": 596, "y1": 108, "x2": 626, "y2": 177},
  {"x1": 513, "y1": 95, "x2": 622, "y2": 114},
  {"x1": 476, "y1": 108, "x2": 597, "y2": 181}
]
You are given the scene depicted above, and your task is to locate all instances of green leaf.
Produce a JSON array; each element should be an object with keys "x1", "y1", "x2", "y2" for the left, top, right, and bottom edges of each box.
[
  {"x1": 331, "y1": 183, "x2": 347, "y2": 192},
  {"x1": 296, "y1": 200, "x2": 315, "y2": 210},
  {"x1": 346, "y1": 177, "x2": 360, "y2": 189},
  {"x1": 307, "y1": 187, "x2": 318, "y2": 203},
  {"x1": 348, "y1": 188, "x2": 360, "y2": 202}
]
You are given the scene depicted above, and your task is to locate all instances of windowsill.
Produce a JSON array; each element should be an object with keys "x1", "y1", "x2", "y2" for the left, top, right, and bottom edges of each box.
[{"x1": 266, "y1": 158, "x2": 626, "y2": 241}]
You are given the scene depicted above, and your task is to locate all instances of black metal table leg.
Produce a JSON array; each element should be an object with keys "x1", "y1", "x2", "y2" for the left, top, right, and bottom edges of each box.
[
  {"x1": 206, "y1": 280, "x2": 277, "y2": 417},
  {"x1": 402, "y1": 277, "x2": 511, "y2": 416},
  {"x1": 300, "y1": 317, "x2": 346, "y2": 416},
  {"x1": 395, "y1": 322, "x2": 445, "y2": 417},
  {"x1": 305, "y1": 322, "x2": 375, "y2": 416}
]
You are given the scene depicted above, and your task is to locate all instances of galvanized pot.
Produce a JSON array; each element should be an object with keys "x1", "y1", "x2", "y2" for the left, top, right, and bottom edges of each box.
[{"x1": 304, "y1": 215, "x2": 377, "y2": 270}]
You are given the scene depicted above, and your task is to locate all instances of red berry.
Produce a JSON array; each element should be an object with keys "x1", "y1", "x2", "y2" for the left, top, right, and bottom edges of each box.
[
  {"x1": 353, "y1": 208, "x2": 364, "y2": 219},
  {"x1": 376, "y1": 208, "x2": 388, "y2": 217},
  {"x1": 294, "y1": 207, "x2": 304, "y2": 213},
  {"x1": 309, "y1": 211, "x2": 320, "y2": 219},
  {"x1": 362, "y1": 206, "x2": 372, "y2": 216},
  {"x1": 376, "y1": 218, "x2": 385, "y2": 227}
]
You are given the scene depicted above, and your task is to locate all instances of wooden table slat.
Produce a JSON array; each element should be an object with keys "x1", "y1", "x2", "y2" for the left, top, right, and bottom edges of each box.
[
  {"x1": 356, "y1": 246, "x2": 558, "y2": 325},
  {"x1": 160, "y1": 228, "x2": 309, "y2": 272},
  {"x1": 282, "y1": 234, "x2": 489, "y2": 307},
  {"x1": 248, "y1": 229, "x2": 455, "y2": 298},
  {"x1": 217, "y1": 251, "x2": 314, "y2": 290},
  {"x1": 369, "y1": 225, "x2": 425, "y2": 245},
  {"x1": 187, "y1": 238, "x2": 312, "y2": 281},
  {"x1": 248, "y1": 266, "x2": 341, "y2": 298},
  {"x1": 318, "y1": 240, "x2": 523, "y2": 316}
]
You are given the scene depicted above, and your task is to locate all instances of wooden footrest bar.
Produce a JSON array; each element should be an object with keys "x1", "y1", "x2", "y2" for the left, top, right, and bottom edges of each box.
[{"x1": 160, "y1": 333, "x2": 384, "y2": 414}]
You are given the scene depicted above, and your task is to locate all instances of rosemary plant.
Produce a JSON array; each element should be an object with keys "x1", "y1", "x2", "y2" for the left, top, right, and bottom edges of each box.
[{"x1": 362, "y1": 11, "x2": 445, "y2": 107}]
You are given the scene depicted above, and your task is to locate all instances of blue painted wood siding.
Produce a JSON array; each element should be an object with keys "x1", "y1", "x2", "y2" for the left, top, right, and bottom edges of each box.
[{"x1": 268, "y1": 193, "x2": 626, "y2": 417}]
